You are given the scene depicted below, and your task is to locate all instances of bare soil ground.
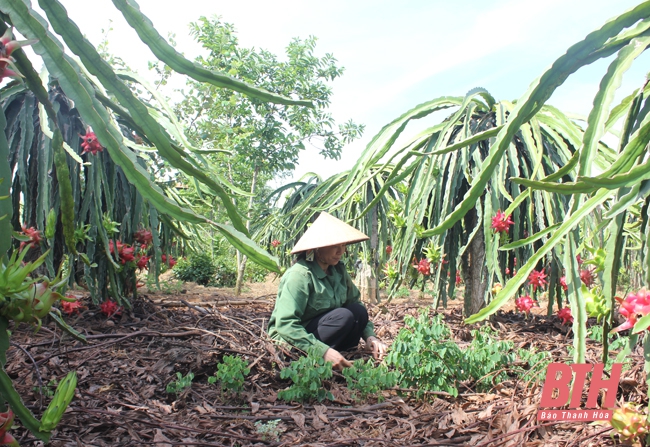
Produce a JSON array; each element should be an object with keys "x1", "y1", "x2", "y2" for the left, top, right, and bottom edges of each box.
[{"x1": 5, "y1": 277, "x2": 646, "y2": 447}]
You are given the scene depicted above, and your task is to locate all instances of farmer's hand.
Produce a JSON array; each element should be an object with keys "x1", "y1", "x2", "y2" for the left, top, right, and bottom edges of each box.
[
  {"x1": 366, "y1": 336, "x2": 388, "y2": 360},
  {"x1": 323, "y1": 348, "x2": 352, "y2": 370}
]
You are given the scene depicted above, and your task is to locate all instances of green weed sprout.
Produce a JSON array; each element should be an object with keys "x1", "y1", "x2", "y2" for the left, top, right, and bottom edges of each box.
[
  {"x1": 277, "y1": 351, "x2": 333, "y2": 402},
  {"x1": 166, "y1": 372, "x2": 194, "y2": 394},
  {"x1": 208, "y1": 355, "x2": 250, "y2": 393}
]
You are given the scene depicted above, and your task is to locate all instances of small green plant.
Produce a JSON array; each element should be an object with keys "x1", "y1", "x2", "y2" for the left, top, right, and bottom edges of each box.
[
  {"x1": 513, "y1": 347, "x2": 551, "y2": 383},
  {"x1": 386, "y1": 311, "x2": 465, "y2": 396},
  {"x1": 173, "y1": 254, "x2": 217, "y2": 286},
  {"x1": 589, "y1": 326, "x2": 629, "y2": 351},
  {"x1": 166, "y1": 372, "x2": 194, "y2": 394},
  {"x1": 208, "y1": 355, "x2": 250, "y2": 393},
  {"x1": 466, "y1": 326, "x2": 517, "y2": 390},
  {"x1": 33, "y1": 378, "x2": 58, "y2": 398},
  {"x1": 277, "y1": 351, "x2": 333, "y2": 402},
  {"x1": 254, "y1": 419, "x2": 282, "y2": 442},
  {"x1": 385, "y1": 308, "x2": 550, "y2": 397},
  {"x1": 342, "y1": 359, "x2": 397, "y2": 401},
  {"x1": 588, "y1": 325, "x2": 631, "y2": 368}
]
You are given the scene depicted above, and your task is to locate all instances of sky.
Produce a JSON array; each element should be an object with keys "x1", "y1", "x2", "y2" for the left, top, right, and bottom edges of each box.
[{"x1": 28, "y1": 0, "x2": 650, "y2": 184}]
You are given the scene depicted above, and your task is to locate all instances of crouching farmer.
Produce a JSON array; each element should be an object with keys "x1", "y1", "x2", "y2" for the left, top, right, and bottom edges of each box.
[{"x1": 267, "y1": 212, "x2": 387, "y2": 370}]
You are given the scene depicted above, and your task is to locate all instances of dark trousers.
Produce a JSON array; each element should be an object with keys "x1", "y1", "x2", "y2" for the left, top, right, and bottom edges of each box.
[{"x1": 305, "y1": 303, "x2": 369, "y2": 352}]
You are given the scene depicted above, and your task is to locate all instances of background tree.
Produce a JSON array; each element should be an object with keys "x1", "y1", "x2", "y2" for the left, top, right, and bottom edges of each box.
[{"x1": 176, "y1": 17, "x2": 364, "y2": 294}]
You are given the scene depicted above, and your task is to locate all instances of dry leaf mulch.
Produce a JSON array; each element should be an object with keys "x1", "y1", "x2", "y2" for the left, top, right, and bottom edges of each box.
[{"x1": 5, "y1": 291, "x2": 647, "y2": 447}]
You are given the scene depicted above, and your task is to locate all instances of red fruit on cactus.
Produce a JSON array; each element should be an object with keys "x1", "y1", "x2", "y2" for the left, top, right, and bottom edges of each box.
[
  {"x1": 414, "y1": 258, "x2": 430, "y2": 275},
  {"x1": 80, "y1": 127, "x2": 103, "y2": 155},
  {"x1": 612, "y1": 288, "x2": 650, "y2": 333},
  {"x1": 559, "y1": 276, "x2": 568, "y2": 291},
  {"x1": 108, "y1": 240, "x2": 137, "y2": 265},
  {"x1": 119, "y1": 246, "x2": 135, "y2": 265},
  {"x1": 0, "y1": 432, "x2": 19, "y2": 447},
  {"x1": 557, "y1": 307, "x2": 573, "y2": 325},
  {"x1": 61, "y1": 299, "x2": 82, "y2": 315},
  {"x1": 108, "y1": 240, "x2": 124, "y2": 256},
  {"x1": 134, "y1": 228, "x2": 153, "y2": 246},
  {"x1": 0, "y1": 409, "x2": 14, "y2": 431},
  {"x1": 491, "y1": 210, "x2": 514, "y2": 233},
  {"x1": 271, "y1": 239, "x2": 281, "y2": 248},
  {"x1": 19, "y1": 225, "x2": 42, "y2": 250},
  {"x1": 580, "y1": 268, "x2": 596, "y2": 287},
  {"x1": 385, "y1": 245, "x2": 393, "y2": 255},
  {"x1": 527, "y1": 269, "x2": 548, "y2": 292},
  {"x1": 0, "y1": 409, "x2": 19, "y2": 447},
  {"x1": 515, "y1": 295, "x2": 535, "y2": 314},
  {"x1": 136, "y1": 255, "x2": 150, "y2": 271},
  {"x1": 1, "y1": 28, "x2": 36, "y2": 80},
  {"x1": 162, "y1": 254, "x2": 177, "y2": 268},
  {"x1": 455, "y1": 271, "x2": 462, "y2": 286},
  {"x1": 100, "y1": 300, "x2": 121, "y2": 318}
]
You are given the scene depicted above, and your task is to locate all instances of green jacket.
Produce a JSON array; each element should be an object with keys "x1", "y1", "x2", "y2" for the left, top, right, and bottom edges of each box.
[{"x1": 267, "y1": 258, "x2": 375, "y2": 357}]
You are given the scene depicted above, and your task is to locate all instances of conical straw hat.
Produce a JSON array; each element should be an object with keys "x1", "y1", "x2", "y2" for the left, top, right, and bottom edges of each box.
[{"x1": 291, "y1": 212, "x2": 369, "y2": 254}]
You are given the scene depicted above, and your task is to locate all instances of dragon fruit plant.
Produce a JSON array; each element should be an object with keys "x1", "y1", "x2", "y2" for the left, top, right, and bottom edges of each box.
[
  {"x1": 610, "y1": 403, "x2": 648, "y2": 443},
  {"x1": 0, "y1": 244, "x2": 83, "y2": 443}
]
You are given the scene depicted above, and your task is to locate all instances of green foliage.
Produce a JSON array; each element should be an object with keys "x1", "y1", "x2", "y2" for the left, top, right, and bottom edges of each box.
[
  {"x1": 589, "y1": 326, "x2": 628, "y2": 351},
  {"x1": 342, "y1": 359, "x2": 397, "y2": 401},
  {"x1": 385, "y1": 309, "x2": 550, "y2": 397},
  {"x1": 166, "y1": 372, "x2": 194, "y2": 394},
  {"x1": 184, "y1": 250, "x2": 268, "y2": 288},
  {"x1": 245, "y1": 259, "x2": 269, "y2": 283},
  {"x1": 208, "y1": 355, "x2": 250, "y2": 393},
  {"x1": 465, "y1": 326, "x2": 519, "y2": 390},
  {"x1": 515, "y1": 349, "x2": 552, "y2": 384},
  {"x1": 277, "y1": 352, "x2": 333, "y2": 402},
  {"x1": 588, "y1": 325, "x2": 630, "y2": 368},
  {"x1": 254, "y1": 419, "x2": 282, "y2": 442},
  {"x1": 385, "y1": 312, "x2": 465, "y2": 397},
  {"x1": 212, "y1": 255, "x2": 238, "y2": 287},
  {"x1": 173, "y1": 253, "x2": 216, "y2": 286},
  {"x1": 180, "y1": 17, "x2": 363, "y2": 176},
  {"x1": 33, "y1": 378, "x2": 58, "y2": 399}
]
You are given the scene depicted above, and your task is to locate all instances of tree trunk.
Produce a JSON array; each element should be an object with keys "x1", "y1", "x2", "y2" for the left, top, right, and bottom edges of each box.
[
  {"x1": 461, "y1": 209, "x2": 488, "y2": 318},
  {"x1": 234, "y1": 165, "x2": 259, "y2": 296},
  {"x1": 357, "y1": 203, "x2": 379, "y2": 304}
]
